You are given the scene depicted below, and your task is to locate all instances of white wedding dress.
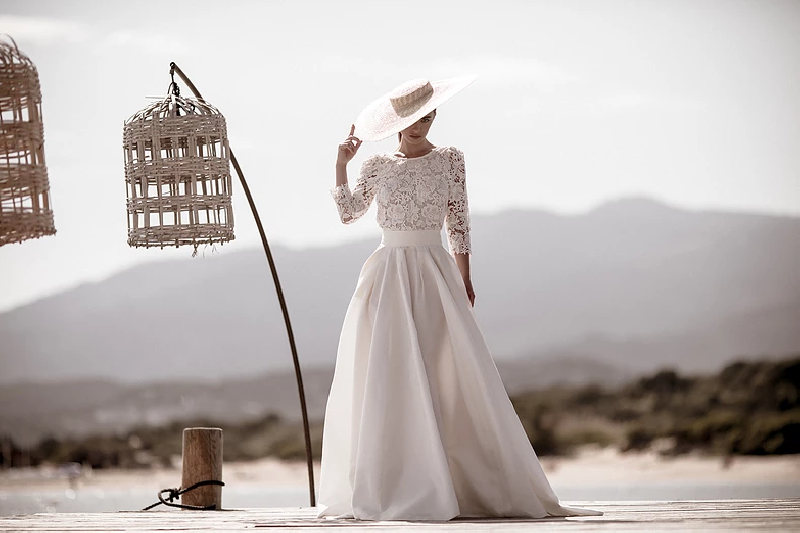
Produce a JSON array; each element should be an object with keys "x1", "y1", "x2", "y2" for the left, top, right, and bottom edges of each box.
[{"x1": 319, "y1": 146, "x2": 600, "y2": 521}]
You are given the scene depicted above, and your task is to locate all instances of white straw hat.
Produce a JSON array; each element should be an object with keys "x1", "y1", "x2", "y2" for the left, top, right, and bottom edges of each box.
[{"x1": 354, "y1": 76, "x2": 477, "y2": 142}]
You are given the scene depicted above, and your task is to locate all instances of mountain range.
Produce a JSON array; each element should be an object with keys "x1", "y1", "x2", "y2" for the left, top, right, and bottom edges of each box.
[{"x1": 2, "y1": 197, "x2": 799, "y2": 385}]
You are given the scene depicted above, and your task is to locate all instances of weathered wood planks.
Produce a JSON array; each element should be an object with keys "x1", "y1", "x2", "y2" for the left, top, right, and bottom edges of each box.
[{"x1": 1, "y1": 500, "x2": 798, "y2": 531}]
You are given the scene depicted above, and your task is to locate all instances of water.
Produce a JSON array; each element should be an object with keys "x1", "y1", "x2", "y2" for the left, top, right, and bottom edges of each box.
[{"x1": 2, "y1": 483, "x2": 800, "y2": 515}]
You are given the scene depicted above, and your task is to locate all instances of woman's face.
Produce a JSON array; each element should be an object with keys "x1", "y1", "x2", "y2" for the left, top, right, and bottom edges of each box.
[{"x1": 401, "y1": 110, "x2": 436, "y2": 144}]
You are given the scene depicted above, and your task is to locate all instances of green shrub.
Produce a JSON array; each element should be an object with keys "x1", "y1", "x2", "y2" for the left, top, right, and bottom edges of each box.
[
  {"x1": 623, "y1": 425, "x2": 658, "y2": 451},
  {"x1": 729, "y1": 409, "x2": 800, "y2": 455},
  {"x1": 559, "y1": 427, "x2": 616, "y2": 448}
]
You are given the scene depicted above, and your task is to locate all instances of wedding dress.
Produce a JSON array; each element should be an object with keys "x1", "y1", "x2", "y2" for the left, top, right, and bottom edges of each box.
[{"x1": 318, "y1": 146, "x2": 600, "y2": 521}]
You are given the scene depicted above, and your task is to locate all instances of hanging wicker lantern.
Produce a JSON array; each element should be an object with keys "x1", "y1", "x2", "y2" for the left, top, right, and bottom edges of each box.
[
  {"x1": 120, "y1": 63, "x2": 315, "y2": 507},
  {"x1": 0, "y1": 36, "x2": 55, "y2": 247},
  {"x1": 123, "y1": 90, "x2": 234, "y2": 249}
]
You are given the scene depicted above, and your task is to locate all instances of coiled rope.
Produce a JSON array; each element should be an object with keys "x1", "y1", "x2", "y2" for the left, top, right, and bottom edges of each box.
[{"x1": 142, "y1": 480, "x2": 226, "y2": 511}]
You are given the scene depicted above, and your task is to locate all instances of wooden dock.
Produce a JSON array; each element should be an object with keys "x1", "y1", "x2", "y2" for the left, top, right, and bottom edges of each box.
[{"x1": 1, "y1": 500, "x2": 798, "y2": 531}]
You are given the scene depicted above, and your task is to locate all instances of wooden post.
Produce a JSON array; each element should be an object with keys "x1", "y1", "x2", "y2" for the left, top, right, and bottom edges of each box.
[{"x1": 181, "y1": 428, "x2": 223, "y2": 509}]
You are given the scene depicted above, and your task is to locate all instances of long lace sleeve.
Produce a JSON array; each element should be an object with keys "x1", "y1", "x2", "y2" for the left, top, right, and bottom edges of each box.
[
  {"x1": 445, "y1": 148, "x2": 472, "y2": 254},
  {"x1": 331, "y1": 155, "x2": 381, "y2": 224}
]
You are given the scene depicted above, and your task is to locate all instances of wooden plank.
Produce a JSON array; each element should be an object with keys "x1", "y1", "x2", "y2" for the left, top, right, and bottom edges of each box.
[{"x1": 0, "y1": 500, "x2": 798, "y2": 531}]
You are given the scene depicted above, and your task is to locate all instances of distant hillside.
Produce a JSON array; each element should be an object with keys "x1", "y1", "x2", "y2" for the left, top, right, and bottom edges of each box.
[
  {"x1": 0, "y1": 356, "x2": 621, "y2": 445},
  {"x1": 1, "y1": 198, "x2": 799, "y2": 384},
  {"x1": 526, "y1": 299, "x2": 800, "y2": 374}
]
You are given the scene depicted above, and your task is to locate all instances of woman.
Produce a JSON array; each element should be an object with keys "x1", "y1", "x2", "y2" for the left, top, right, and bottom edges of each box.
[{"x1": 318, "y1": 77, "x2": 600, "y2": 521}]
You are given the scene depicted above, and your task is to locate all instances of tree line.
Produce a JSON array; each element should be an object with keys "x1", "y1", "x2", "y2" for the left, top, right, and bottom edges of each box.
[{"x1": 1, "y1": 355, "x2": 797, "y2": 469}]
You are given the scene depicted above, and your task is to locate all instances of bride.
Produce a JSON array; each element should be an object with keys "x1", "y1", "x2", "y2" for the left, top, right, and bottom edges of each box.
[{"x1": 317, "y1": 77, "x2": 601, "y2": 521}]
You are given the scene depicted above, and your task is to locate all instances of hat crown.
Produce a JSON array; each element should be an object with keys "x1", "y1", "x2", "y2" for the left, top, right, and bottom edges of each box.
[
  {"x1": 389, "y1": 79, "x2": 434, "y2": 118},
  {"x1": 355, "y1": 75, "x2": 475, "y2": 141}
]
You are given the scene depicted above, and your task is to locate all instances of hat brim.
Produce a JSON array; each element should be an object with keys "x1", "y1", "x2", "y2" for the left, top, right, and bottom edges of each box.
[{"x1": 354, "y1": 75, "x2": 477, "y2": 142}]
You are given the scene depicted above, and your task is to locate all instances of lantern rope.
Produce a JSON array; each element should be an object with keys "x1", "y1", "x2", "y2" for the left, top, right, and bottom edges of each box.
[{"x1": 168, "y1": 62, "x2": 316, "y2": 508}]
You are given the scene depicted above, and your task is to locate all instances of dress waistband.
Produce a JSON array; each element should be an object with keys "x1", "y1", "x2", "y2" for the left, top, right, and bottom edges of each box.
[{"x1": 381, "y1": 229, "x2": 443, "y2": 247}]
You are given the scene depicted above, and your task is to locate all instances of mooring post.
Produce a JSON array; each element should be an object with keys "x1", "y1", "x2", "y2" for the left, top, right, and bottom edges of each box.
[{"x1": 181, "y1": 427, "x2": 223, "y2": 509}]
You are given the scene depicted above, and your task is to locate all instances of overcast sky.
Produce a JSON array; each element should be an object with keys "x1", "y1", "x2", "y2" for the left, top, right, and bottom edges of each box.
[{"x1": 0, "y1": 0, "x2": 798, "y2": 311}]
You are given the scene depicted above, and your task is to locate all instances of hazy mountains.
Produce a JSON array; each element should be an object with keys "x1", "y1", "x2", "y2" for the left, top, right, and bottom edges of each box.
[
  {"x1": 0, "y1": 356, "x2": 629, "y2": 445},
  {"x1": 2, "y1": 198, "x2": 799, "y2": 385}
]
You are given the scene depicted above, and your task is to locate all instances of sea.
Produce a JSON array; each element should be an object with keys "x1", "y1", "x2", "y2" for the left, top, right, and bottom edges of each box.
[{"x1": 2, "y1": 483, "x2": 800, "y2": 516}]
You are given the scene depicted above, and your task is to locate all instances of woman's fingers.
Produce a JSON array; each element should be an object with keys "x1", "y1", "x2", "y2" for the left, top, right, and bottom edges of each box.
[
  {"x1": 342, "y1": 136, "x2": 361, "y2": 154},
  {"x1": 341, "y1": 136, "x2": 360, "y2": 147},
  {"x1": 337, "y1": 126, "x2": 361, "y2": 162}
]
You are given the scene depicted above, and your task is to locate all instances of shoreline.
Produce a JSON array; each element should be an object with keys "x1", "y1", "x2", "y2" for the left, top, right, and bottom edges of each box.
[{"x1": 2, "y1": 448, "x2": 798, "y2": 493}]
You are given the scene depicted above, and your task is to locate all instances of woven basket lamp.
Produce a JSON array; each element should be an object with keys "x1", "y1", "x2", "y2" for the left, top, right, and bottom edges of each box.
[
  {"x1": 0, "y1": 36, "x2": 56, "y2": 247},
  {"x1": 124, "y1": 63, "x2": 315, "y2": 508},
  {"x1": 123, "y1": 91, "x2": 234, "y2": 249}
]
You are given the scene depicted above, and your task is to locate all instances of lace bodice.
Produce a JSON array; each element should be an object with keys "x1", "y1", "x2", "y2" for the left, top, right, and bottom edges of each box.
[{"x1": 331, "y1": 146, "x2": 471, "y2": 254}]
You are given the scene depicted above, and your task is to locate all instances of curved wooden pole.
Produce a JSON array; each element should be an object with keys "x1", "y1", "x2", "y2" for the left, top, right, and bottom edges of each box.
[{"x1": 169, "y1": 62, "x2": 316, "y2": 507}]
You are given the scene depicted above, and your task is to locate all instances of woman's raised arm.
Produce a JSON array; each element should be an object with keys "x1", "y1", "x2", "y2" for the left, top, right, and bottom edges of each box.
[{"x1": 331, "y1": 125, "x2": 377, "y2": 224}]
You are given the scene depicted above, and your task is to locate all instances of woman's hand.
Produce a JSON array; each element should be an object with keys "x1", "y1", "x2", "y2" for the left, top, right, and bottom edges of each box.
[
  {"x1": 337, "y1": 124, "x2": 362, "y2": 166},
  {"x1": 454, "y1": 253, "x2": 474, "y2": 306},
  {"x1": 463, "y1": 278, "x2": 475, "y2": 306}
]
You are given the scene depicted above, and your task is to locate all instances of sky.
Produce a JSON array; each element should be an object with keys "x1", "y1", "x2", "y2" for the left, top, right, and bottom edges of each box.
[{"x1": 0, "y1": 0, "x2": 798, "y2": 312}]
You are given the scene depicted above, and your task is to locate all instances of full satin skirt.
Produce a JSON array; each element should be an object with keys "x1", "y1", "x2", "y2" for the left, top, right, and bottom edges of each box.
[{"x1": 317, "y1": 230, "x2": 600, "y2": 521}]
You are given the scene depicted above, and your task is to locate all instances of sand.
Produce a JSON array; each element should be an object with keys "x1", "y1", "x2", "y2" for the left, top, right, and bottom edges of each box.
[{"x1": 1, "y1": 447, "x2": 798, "y2": 494}]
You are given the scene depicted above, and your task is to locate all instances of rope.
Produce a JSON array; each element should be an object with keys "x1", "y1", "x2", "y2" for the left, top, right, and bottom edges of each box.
[
  {"x1": 142, "y1": 479, "x2": 225, "y2": 511},
  {"x1": 168, "y1": 68, "x2": 181, "y2": 98}
]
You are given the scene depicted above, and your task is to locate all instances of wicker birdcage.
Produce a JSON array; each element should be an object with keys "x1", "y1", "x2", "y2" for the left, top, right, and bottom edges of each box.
[
  {"x1": 123, "y1": 92, "x2": 234, "y2": 248},
  {"x1": 0, "y1": 36, "x2": 55, "y2": 247}
]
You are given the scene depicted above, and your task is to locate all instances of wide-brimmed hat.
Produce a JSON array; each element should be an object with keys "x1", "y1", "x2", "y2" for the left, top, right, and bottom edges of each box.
[{"x1": 354, "y1": 76, "x2": 477, "y2": 142}]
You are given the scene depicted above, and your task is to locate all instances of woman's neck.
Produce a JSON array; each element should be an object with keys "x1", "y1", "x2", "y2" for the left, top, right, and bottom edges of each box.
[{"x1": 395, "y1": 140, "x2": 435, "y2": 159}]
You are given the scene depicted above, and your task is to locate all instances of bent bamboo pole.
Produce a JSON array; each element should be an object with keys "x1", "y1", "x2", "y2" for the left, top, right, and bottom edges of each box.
[{"x1": 169, "y1": 62, "x2": 315, "y2": 507}]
